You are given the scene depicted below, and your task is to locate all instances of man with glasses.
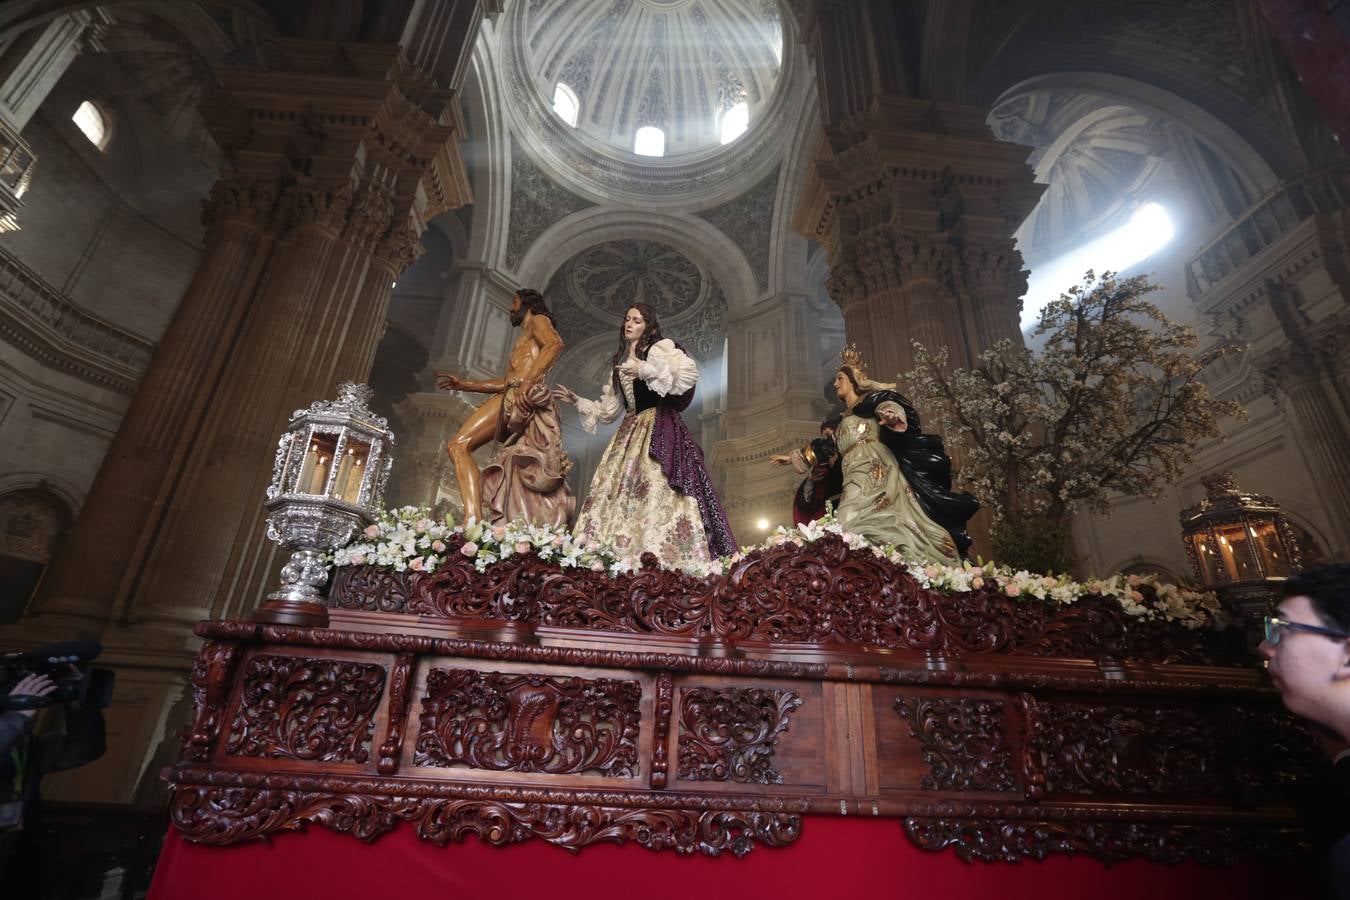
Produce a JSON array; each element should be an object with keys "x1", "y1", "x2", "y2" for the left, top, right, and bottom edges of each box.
[{"x1": 1260, "y1": 563, "x2": 1350, "y2": 899}]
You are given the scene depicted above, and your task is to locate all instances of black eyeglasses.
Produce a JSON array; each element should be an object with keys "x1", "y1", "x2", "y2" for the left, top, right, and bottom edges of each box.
[{"x1": 1264, "y1": 615, "x2": 1350, "y2": 646}]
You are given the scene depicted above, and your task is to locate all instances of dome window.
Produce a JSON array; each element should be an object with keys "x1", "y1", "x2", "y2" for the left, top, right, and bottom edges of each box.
[
  {"x1": 719, "y1": 102, "x2": 749, "y2": 145},
  {"x1": 552, "y1": 83, "x2": 580, "y2": 128},
  {"x1": 634, "y1": 126, "x2": 665, "y2": 157},
  {"x1": 71, "y1": 100, "x2": 112, "y2": 150}
]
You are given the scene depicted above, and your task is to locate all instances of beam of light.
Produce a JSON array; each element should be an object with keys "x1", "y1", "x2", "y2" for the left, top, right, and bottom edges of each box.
[
  {"x1": 756, "y1": 517, "x2": 770, "y2": 531},
  {"x1": 1020, "y1": 202, "x2": 1176, "y2": 330}
]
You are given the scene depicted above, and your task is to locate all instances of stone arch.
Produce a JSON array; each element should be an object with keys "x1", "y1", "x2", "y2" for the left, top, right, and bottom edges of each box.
[
  {"x1": 0, "y1": 483, "x2": 75, "y2": 622},
  {"x1": 988, "y1": 72, "x2": 1289, "y2": 190},
  {"x1": 515, "y1": 207, "x2": 760, "y2": 317}
]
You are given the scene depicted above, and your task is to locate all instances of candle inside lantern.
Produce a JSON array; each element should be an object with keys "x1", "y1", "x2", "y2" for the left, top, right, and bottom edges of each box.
[
  {"x1": 333, "y1": 439, "x2": 371, "y2": 504},
  {"x1": 297, "y1": 433, "x2": 339, "y2": 494}
]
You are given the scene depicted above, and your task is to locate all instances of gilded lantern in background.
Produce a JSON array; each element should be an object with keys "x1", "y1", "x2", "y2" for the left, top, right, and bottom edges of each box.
[
  {"x1": 1179, "y1": 472, "x2": 1301, "y2": 627},
  {"x1": 255, "y1": 382, "x2": 394, "y2": 627}
]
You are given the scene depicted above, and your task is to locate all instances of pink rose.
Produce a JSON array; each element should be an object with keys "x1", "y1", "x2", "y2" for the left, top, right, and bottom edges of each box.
[
  {"x1": 923, "y1": 566, "x2": 939, "y2": 579},
  {"x1": 461, "y1": 541, "x2": 479, "y2": 557},
  {"x1": 590, "y1": 560, "x2": 605, "y2": 572},
  {"x1": 431, "y1": 540, "x2": 446, "y2": 552},
  {"x1": 971, "y1": 577, "x2": 984, "y2": 590},
  {"x1": 410, "y1": 558, "x2": 425, "y2": 571},
  {"x1": 1042, "y1": 576, "x2": 1057, "y2": 588},
  {"x1": 492, "y1": 526, "x2": 507, "y2": 541},
  {"x1": 351, "y1": 553, "x2": 365, "y2": 566},
  {"x1": 515, "y1": 541, "x2": 531, "y2": 554},
  {"x1": 1004, "y1": 584, "x2": 1021, "y2": 597},
  {"x1": 364, "y1": 524, "x2": 380, "y2": 538},
  {"x1": 552, "y1": 534, "x2": 566, "y2": 547}
]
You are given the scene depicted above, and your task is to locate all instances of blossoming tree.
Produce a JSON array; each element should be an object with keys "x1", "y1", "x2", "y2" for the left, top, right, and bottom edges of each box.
[{"x1": 902, "y1": 271, "x2": 1246, "y2": 573}]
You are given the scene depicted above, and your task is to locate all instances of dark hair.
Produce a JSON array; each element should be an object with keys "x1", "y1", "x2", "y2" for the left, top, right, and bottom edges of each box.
[
  {"x1": 611, "y1": 303, "x2": 663, "y2": 368},
  {"x1": 821, "y1": 413, "x2": 843, "y2": 433},
  {"x1": 516, "y1": 288, "x2": 554, "y2": 324},
  {"x1": 1283, "y1": 563, "x2": 1350, "y2": 633}
]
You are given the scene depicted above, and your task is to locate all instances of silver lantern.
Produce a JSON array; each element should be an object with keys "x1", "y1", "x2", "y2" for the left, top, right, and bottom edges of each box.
[{"x1": 254, "y1": 382, "x2": 394, "y2": 627}]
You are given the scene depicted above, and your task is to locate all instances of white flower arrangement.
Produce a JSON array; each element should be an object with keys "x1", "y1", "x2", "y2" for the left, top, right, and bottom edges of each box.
[
  {"x1": 329, "y1": 506, "x2": 1223, "y2": 630},
  {"x1": 329, "y1": 505, "x2": 456, "y2": 573}
]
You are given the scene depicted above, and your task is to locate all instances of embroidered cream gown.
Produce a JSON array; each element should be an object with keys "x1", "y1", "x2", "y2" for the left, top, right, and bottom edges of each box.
[{"x1": 573, "y1": 339, "x2": 713, "y2": 569}]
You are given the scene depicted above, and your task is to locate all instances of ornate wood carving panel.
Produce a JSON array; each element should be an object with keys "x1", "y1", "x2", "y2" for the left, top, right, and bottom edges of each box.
[
  {"x1": 894, "y1": 696, "x2": 1016, "y2": 792},
  {"x1": 1026, "y1": 699, "x2": 1219, "y2": 797},
  {"x1": 676, "y1": 687, "x2": 802, "y2": 784},
  {"x1": 413, "y1": 668, "x2": 642, "y2": 777},
  {"x1": 225, "y1": 654, "x2": 386, "y2": 764}
]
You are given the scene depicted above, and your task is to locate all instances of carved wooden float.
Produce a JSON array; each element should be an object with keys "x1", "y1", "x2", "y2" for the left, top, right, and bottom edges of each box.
[{"x1": 165, "y1": 536, "x2": 1315, "y2": 863}]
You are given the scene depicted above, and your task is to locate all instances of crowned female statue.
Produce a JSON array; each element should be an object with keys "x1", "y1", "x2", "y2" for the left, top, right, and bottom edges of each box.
[{"x1": 779, "y1": 346, "x2": 978, "y2": 562}]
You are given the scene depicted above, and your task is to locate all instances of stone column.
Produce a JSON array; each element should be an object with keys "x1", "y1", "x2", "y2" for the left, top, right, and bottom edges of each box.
[
  {"x1": 27, "y1": 177, "x2": 282, "y2": 633},
  {"x1": 956, "y1": 240, "x2": 1031, "y2": 354},
  {"x1": 792, "y1": 0, "x2": 1042, "y2": 377},
  {"x1": 1265, "y1": 349, "x2": 1350, "y2": 551},
  {"x1": 28, "y1": 38, "x2": 473, "y2": 638}
]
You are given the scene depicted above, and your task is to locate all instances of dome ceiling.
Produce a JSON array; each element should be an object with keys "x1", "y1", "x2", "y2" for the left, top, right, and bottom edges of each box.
[
  {"x1": 521, "y1": 0, "x2": 784, "y2": 157},
  {"x1": 991, "y1": 92, "x2": 1169, "y2": 257}
]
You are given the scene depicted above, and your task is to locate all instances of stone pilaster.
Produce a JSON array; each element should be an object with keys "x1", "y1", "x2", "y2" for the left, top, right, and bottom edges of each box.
[
  {"x1": 1263, "y1": 343, "x2": 1350, "y2": 551},
  {"x1": 29, "y1": 37, "x2": 473, "y2": 638}
]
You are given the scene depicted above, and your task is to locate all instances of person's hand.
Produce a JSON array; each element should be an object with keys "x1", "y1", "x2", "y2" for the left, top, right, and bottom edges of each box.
[
  {"x1": 436, "y1": 371, "x2": 462, "y2": 392},
  {"x1": 8, "y1": 673, "x2": 57, "y2": 720},
  {"x1": 769, "y1": 453, "x2": 794, "y2": 468},
  {"x1": 879, "y1": 408, "x2": 907, "y2": 430},
  {"x1": 616, "y1": 357, "x2": 641, "y2": 379},
  {"x1": 552, "y1": 385, "x2": 580, "y2": 406}
]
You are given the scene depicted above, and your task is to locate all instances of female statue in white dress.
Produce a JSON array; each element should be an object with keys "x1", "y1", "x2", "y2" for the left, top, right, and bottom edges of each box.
[{"x1": 553, "y1": 304, "x2": 737, "y2": 569}]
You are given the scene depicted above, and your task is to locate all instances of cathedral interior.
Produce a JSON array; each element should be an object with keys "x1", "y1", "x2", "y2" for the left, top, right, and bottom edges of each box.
[{"x1": 0, "y1": 0, "x2": 1347, "y2": 893}]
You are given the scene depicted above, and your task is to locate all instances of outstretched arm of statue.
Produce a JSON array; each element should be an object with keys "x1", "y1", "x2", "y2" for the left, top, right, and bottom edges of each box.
[
  {"x1": 436, "y1": 371, "x2": 508, "y2": 394},
  {"x1": 572, "y1": 381, "x2": 623, "y2": 433},
  {"x1": 875, "y1": 400, "x2": 908, "y2": 432},
  {"x1": 769, "y1": 449, "x2": 810, "y2": 475}
]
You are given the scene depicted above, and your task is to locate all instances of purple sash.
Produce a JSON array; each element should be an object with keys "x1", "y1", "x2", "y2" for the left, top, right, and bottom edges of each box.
[{"x1": 647, "y1": 398, "x2": 738, "y2": 558}]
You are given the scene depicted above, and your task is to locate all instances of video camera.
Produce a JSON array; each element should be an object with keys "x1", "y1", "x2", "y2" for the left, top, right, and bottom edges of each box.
[{"x1": 0, "y1": 641, "x2": 114, "y2": 711}]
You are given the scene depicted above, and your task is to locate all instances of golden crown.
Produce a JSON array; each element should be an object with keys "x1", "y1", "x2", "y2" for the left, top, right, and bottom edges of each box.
[{"x1": 839, "y1": 343, "x2": 869, "y2": 381}]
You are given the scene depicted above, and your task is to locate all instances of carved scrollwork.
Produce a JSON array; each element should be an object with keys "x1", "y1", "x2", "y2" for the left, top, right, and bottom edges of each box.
[
  {"x1": 894, "y1": 697, "x2": 1015, "y2": 792},
  {"x1": 903, "y1": 817, "x2": 1304, "y2": 865},
  {"x1": 413, "y1": 669, "x2": 642, "y2": 777},
  {"x1": 326, "y1": 535, "x2": 1246, "y2": 666},
  {"x1": 226, "y1": 655, "x2": 386, "y2": 763},
  {"x1": 677, "y1": 687, "x2": 802, "y2": 785},
  {"x1": 1025, "y1": 699, "x2": 1218, "y2": 797},
  {"x1": 651, "y1": 672, "x2": 674, "y2": 789},
  {"x1": 168, "y1": 783, "x2": 801, "y2": 857},
  {"x1": 183, "y1": 640, "x2": 243, "y2": 763}
]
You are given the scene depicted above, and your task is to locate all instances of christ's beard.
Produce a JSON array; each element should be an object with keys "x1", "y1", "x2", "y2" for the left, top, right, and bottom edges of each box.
[{"x1": 510, "y1": 308, "x2": 525, "y2": 327}]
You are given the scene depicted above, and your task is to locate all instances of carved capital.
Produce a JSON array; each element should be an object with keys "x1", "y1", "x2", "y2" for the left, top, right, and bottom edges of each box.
[
  {"x1": 375, "y1": 221, "x2": 426, "y2": 273},
  {"x1": 284, "y1": 181, "x2": 356, "y2": 235},
  {"x1": 343, "y1": 186, "x2": 396, "y2": 252},
  {"x1": 201, "y1": 177, "x2": 282, "y2": 234}
]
